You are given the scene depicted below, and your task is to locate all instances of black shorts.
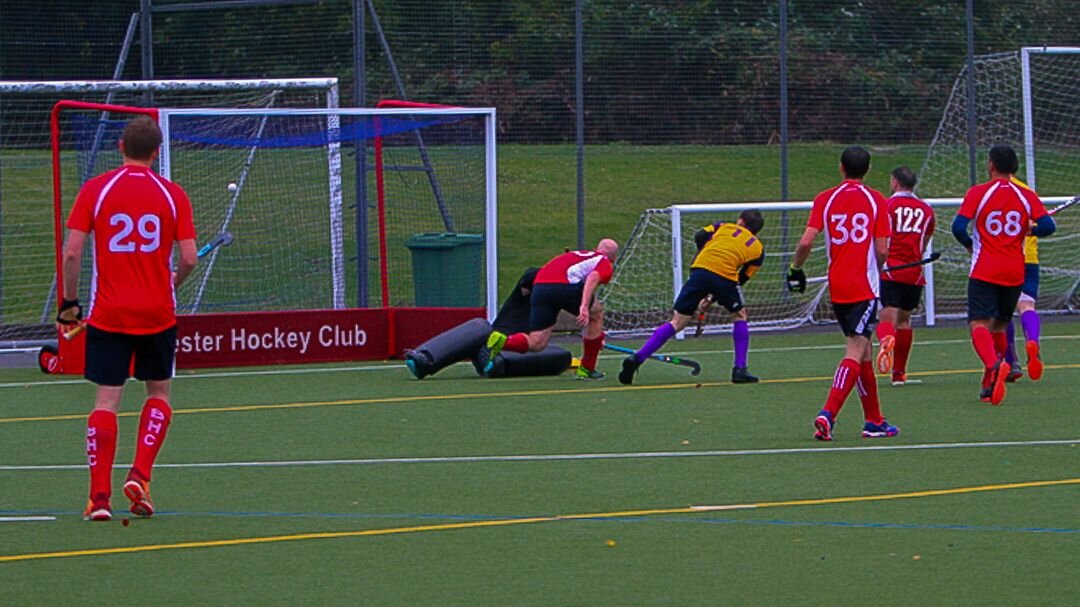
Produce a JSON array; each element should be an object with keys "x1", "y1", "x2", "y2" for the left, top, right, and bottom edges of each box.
[
  {"x1": 967, "y1": 278, "x2": 1021, "y2": 323},
  {"x1": 528, "y1": 283, "x2": 587, "y2": 331},
  {"x1": 85, "y1": 325, "x2": 178, "y2": 387},
  {"x1": 1021, "y1": 263, "x2": 1039, "y2": 300},
  {"x1": 832, "y1": 300, "x2": 878, "y2": 338},
  {"x1": 673, "y1": 268, "x2": 744, "y2": 316},
  {"x1": 880, "y1": 280, "x2": 923, "y2": 312}
]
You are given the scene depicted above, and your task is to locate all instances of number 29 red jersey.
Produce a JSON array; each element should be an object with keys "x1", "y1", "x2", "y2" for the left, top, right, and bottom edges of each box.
[
  {"x1": 958, "y1": 178, "x2": 1048, "y2": 286},
  {"x1": 66, "y1": 165, "x2": 197, "y2": 334},
  {"x1": 808, "y1": 179, "x2": 891, "y2": 304},
  {"x1": 883, "y1": 192, "x2": 935, "y2": 286}
]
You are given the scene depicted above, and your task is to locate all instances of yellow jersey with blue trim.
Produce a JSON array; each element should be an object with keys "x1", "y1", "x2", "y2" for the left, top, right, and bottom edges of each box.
[
  {"x1": 690, "y1": 222, "x2": 765, "y2": 283},
  {"x1": 1011, "y1": 176, "x2": 1039, "y2": 264}
]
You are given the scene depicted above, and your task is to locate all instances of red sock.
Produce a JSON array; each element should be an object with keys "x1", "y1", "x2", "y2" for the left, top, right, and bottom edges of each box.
[
  {"x1": 823, "y1": 358, "x2": 861, "y2": 418},
  {"x1": 86, "y1": 409, "x2": 118, "y2": 503},
  {"x1": 857, "y1": 361, "x2": 884, "y2": 424},
  {"x1": 130, "y1": 398, "x2": 173, "y2": 483},
  {"x1": 991, "y1": 331, "x2": 1007, "y2": 359},
  {"x1": 875, "y1": 321, "x2": 896, "y2": 343},
  {"x1": 504, "y1": 333, "x2": 529, "y2": 353},
  {"x1": 894, "y1": 328, "x2": 913, "y2": 374},
  {"x1": 971, "y1": 326, "x2": 998, "y2": 368},
  {"x1": 580, "y1": 332, "x2": 605, "y2": 370}
]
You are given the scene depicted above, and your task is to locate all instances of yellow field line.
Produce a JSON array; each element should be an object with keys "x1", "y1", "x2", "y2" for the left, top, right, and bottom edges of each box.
[
  {"x1": 1, "y1": 477, "x2": 1075, "y2": 564},
  {"x1": 4, "y1": 362, "x2": 1080, "y2": 425}
]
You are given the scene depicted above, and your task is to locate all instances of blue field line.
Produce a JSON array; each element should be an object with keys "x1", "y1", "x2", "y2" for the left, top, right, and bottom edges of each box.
[{"x1": 5, "y1": 508, "x2": 1075, "y2": 535}]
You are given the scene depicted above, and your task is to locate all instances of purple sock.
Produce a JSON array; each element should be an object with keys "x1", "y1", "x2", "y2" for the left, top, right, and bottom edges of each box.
[
  {"x1": 1021, "y1": 310, "x2": 1040, "y2": 343},
  {"x1": 732, "y1": 320, "x2": 750, "y2": 368},
  {"x1": 637, "y1": 322, "x2": 676, "y2": 362},
  {"x1": 1004, "y1": 321, "x2": 1017, "y2": 364}
]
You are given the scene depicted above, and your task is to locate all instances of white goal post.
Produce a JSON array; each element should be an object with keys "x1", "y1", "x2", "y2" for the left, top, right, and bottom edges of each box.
[{"x1": 601, "y1": 196, "x2": 1076, "y2": 338}]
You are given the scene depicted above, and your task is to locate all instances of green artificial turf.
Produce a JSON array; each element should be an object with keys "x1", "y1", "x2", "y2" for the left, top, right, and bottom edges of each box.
[{"x1": 1, "y1": 322, "x2": 1077, "y2": 605}]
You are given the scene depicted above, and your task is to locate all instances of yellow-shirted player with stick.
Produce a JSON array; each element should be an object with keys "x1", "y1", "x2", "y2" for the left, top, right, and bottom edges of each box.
[
  {"x1": 618, "y1": 209, "x2": 765, "y2": 385},
  {"x1": 1004, "y1": 176, "x2": 1045, "y2": 382}
]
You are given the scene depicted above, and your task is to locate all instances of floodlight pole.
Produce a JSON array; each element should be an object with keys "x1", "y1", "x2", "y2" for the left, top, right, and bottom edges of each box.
[
  {"x1": 355, "y1": 0, "x2": 369, "y2": 307},
  {"x1": 964, "y1": 0, "x2": 977, "y2": 187},
  {"x1": 575, "y1": 0, "x2": 586, "y2": 250}
]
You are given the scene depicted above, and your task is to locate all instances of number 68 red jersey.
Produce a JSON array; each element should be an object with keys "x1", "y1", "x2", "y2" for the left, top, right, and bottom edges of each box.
[
  {"x1": 958, "y1": 178, "x2": 1048, "y2": 287},
  {"x1": 808, "y1": 179, "x2": 891, "y2": 304},
  {"x1": 66, "y1": 165, "x2": 197, "y2": 334}
]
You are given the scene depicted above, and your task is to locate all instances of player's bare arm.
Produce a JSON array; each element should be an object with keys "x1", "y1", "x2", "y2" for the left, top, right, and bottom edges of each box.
[
  {"x1": 56, "y1": 228, "x2": 88, "y2": 330},
  {"x1": 874, "y1": 236, "x2": 888, "y2": 269},
  {"x1": 786, "y1": 226, "x2": 818, "y2": 292},
  {"x1": 577, "y1": 271, "x2": 603, "y2": 326},
  {"x1": 174, "y1": 238, "x2": 198, "y2": 287}
]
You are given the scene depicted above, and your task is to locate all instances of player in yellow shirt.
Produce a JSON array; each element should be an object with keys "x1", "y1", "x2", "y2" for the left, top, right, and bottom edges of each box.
[
  {"x1": 619, "y1": 210, "x2": 765, "y2": 385},
  {"x1": 1004, "y1": 177, "x2": 1045, "y2": 382}
]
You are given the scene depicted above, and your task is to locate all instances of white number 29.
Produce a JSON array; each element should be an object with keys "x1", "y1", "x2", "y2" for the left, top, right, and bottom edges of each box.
[{"x1": 108, "y1": 213, "x2": 161, "y2": 253}]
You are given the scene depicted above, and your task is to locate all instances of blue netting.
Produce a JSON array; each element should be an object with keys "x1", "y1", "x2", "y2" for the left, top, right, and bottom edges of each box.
[{"x1": 167, "y1": 114, "x2": 468, "y2": 148}]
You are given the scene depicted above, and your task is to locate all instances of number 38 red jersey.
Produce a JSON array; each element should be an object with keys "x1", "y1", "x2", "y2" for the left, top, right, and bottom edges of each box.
[
  {"x1": 883, "y1": 192, "x2": 935, "y2": 286},
  {"x1": 66, "y1": 165, "x2": 197, "y2": 334},
  {"x1": 958, "y1": 178, "x2": 1048, "y2": 286},
  {"x1": 808, "y1": 180, "x2": 891, "y2": 304}
]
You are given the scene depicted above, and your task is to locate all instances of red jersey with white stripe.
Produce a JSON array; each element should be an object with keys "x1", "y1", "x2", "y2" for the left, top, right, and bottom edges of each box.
[
  {"x1": 66, "y1": 165, "x2": 196, "y2": 334},
  {"x1": 958, "y1": 178, "x2": 1047, "y2": 286},
  {"x1": 808, "y1": 179, "x2": 891, "y2": 304},
  {"x1": 534, "y1": 250, "x2": 614, "y2": 286},
  {"x1": 883, "y1": 192, "x2": 935, "y2": 286}
]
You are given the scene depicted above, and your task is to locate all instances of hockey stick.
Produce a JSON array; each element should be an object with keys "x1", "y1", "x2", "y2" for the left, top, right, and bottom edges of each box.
[
  {"x1": 62, "y1": 232, "x2": 234, "y2": 341},
  {"x1": 604, "y1": 343, "x2": 702, "y2": 376},
  {"x1": 1047, "y1": 195, "x2": 1079, "y2": 216},
  {"x1": 196, "y1": 230, "x2": 234, "y2": 257},
  {"x1": 882, "y1": 251, "x2": 941, "y2": 274}
]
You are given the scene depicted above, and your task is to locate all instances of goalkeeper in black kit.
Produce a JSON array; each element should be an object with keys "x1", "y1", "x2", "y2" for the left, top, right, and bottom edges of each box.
[{"x1": 619, "y1": 210, "x2": 765, "y2": 385}]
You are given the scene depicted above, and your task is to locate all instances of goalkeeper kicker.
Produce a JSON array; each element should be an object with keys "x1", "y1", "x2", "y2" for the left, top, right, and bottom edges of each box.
[{"x1": 618, "y1": 210, "x2": 766, "y2": 386}]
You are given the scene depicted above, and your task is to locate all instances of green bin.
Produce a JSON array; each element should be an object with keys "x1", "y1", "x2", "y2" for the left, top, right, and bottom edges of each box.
[{"x1": 405, "y1": 232, "x2": 485, "y2": 306}]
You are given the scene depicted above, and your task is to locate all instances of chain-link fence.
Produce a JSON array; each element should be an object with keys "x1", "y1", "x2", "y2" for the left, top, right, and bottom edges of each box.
[{"x1": 1, "y1": 0, "x2": 1077, "y2": 334}]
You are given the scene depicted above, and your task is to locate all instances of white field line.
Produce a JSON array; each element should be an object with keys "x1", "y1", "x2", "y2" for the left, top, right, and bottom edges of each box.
[
  {"x1": 2, "y1": 439, "x2": 1076, "y2": 472},
  {"x1": 4, "y1": 334, "x2": 1079, "y2": 390},
  {"x1": 0, "y1": 516, "x2": 56, "y2": 522}
]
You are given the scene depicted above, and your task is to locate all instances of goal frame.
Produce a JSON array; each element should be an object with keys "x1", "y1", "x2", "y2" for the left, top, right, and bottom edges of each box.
[{"x1": 155, "y1": 105, "x2": 500, "y2": 319}]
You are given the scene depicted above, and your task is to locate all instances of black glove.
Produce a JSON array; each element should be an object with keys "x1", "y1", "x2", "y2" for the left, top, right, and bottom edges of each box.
[
  {"x1": 785, "y1": 265, "x2": 807, "y2": 293},
  {"x1": 56, "y1": 298, "x2": 82, "y2": 325}
]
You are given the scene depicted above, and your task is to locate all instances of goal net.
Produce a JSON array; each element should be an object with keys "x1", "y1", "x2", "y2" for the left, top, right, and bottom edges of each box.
[
  {"x1": 919, "y1": 47, "x2": 1079, "y2": 198},
  {"x1": 157, "y1": 105, "x2": 496, "y2": 318},
  {"x1": 604, "y1": 48, "x2": 1079, "y2": 336},
  {"x1": 602, "y1": 197, "x2": 1079, "y2": 337},
  {"x1": 45, "y1": 102, "x2": 496, "y2": 342},
  {"x1": 0, "y1": 79, "x2": 339, "y2": 347}
]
